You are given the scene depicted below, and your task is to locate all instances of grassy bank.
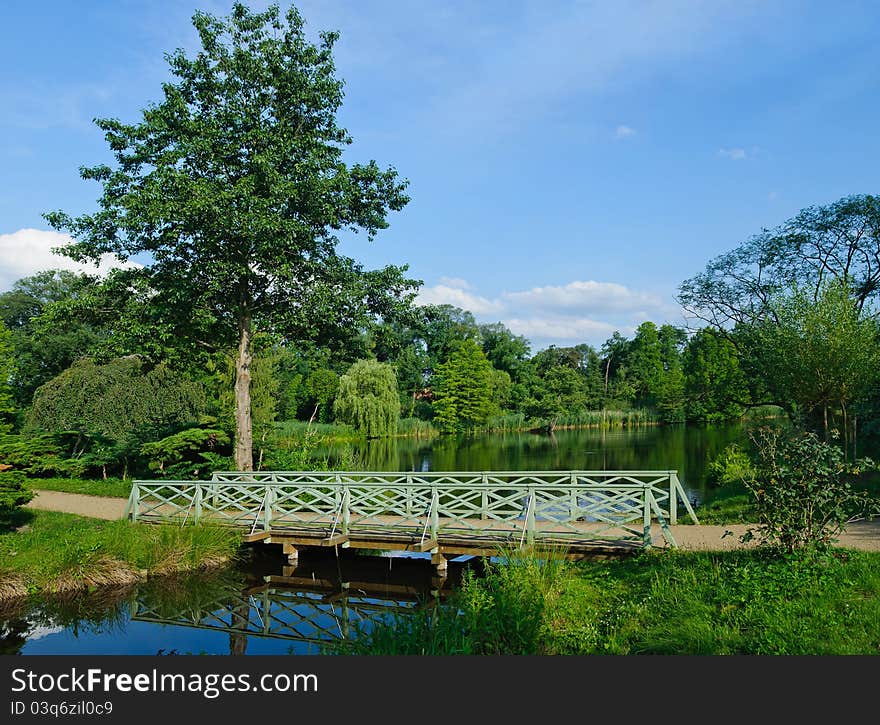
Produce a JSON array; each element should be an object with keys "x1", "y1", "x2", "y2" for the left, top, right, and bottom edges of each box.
[
  {"x1": 0, "y1": 509, "x2": 241, "y2": 602},
  {"x1": 340, "y1": 547, "x2": 880, "y2": 655}
]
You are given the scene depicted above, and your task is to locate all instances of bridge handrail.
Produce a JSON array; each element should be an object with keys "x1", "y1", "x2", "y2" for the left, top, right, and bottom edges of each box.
[{"x1": 126, "y1": 469, "x2": 698, "y2": 548}]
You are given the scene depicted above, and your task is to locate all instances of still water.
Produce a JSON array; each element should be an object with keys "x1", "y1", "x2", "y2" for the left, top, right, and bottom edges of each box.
[
  {"x1": 4, "y1": 424, "x2": 750, "y2": 654},
  {"x1": 3, "y1": 549, "x2": 471, "y2": 655},
  {"x1": 321, "y1": 423, "x2": 750, "y2": 504}
]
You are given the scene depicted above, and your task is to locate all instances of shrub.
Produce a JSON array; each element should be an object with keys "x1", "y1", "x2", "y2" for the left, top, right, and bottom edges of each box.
[
  {"x1": 742, "y1": 428, "x2": 879, "y2": 552},
  {"x1": 0, "y1": 471, "x2": 33, "y2": 515},
  {"x1": 707, "y1": 443, "x2": 754, "y2": 486},
  {"x1": 140, "y1": 428, "x2": 230, "y2": 474}
]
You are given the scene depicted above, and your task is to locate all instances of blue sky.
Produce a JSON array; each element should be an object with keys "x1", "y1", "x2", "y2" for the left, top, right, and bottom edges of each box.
[{"x1": 1, "y1": 1, "x2": 878, "y2": 349}]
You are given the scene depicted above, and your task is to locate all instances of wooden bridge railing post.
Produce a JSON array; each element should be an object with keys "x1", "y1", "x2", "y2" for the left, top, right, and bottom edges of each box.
[
  {"x1": 569, "y1": 472, "x2": 577, "y2": 519},
  {"x1": 126, "y1": 481, "x2": 140, "y2": 522},
  {"x1": 194, "y1": 484, "x2": 203, "y2": 524},
  {"x1": 342, "y1": 484, "x2": 350, "y2": 535},
  {"x1": 406, "y1": 474, "x2": 413, "y2": 517},
  {"x1": 669, "y1": 471, "x2": 677, "y2": 525},
  {"x1": 643, "y1": 487, "x2": 653, "y2": 548},
  {"x1": 481, "y1": 473, "x2": 488, "y2": 520},
  {"x1": 263, "y1": 485, "x2": 274, "y2": 532},
  {"x1": 672, "y1": 472, "x2": 700, "y2": 525},
  {"x1": 526, "y1": 487, "x2": 536, "y2": 546},
  {"x1": 430, "y1": 486, "x2": 439, "y2": 540}
]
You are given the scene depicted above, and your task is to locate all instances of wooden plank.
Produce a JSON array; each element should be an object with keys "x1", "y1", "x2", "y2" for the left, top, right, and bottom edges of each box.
[{"x1": 242, "y1": 531, "x2": 272, "y2": 543}]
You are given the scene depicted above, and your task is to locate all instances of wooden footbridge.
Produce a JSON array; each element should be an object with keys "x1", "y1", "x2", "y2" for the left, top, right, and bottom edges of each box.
[{"x1": 126, "y1": 470, "x2": 699, "y2": 570}]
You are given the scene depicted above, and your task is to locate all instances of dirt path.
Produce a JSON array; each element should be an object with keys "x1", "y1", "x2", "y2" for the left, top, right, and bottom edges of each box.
[
  {"x1": 25, "y1": 489, "x2": 880, "y2": 551},
  {"x1": 26, "y1": 490, "x2": 128, "y2": 521},
  {"x1": 657, "y1": 521, "x2": 880, "y2": 552}
]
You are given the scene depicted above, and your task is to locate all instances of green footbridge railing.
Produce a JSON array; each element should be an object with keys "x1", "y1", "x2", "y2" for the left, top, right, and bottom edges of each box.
[{"x1": 126, "y1": 470, "x2": 699, "y2": 549}]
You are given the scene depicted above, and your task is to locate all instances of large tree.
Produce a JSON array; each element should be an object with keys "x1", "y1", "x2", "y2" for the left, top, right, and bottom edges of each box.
[
  {"x1": 45, "y1": 3, "x2": 414, "y2": 469},
  {"x1": 432, "y1": 340, "x2": 494, "y2": 433},
  {"x1": 678, "y1": 195, "x2": 880, "y2": 331},
  {"x1": 750, "y1": 280, "x2": 880, "y2": 437}
]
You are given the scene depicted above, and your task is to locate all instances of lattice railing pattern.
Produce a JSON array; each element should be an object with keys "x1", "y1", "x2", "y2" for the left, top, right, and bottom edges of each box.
[{"x1": 127, "y1": 470, "x2": 697, "y2": 547}]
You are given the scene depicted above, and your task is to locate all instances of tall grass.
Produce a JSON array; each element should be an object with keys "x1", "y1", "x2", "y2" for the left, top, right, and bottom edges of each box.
[
  {"x1": 336, "y1": 545, "x2": 571, "y2": 655},
  {"x1": 395, "y1": 417, "x2": 439, "y2": 437},
  {"x1": 0, "y1": 510, "x2": 241, "y2": 600},
  {"x1": 552, "y1": 409, "x2": 659, "y2": 428},
  {"x1": 272, "y1": 420, "x2": 359, "y2": 441}
]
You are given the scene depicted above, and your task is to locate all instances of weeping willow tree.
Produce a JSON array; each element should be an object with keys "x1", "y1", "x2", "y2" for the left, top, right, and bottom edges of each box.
[{"x1": 333, "y1": 360, "x2": 399, "y2": 438}]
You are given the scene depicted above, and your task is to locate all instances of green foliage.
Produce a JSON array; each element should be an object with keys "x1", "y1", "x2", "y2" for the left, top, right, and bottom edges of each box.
[
  {"x1": 140, "y1": 429, "x2": 230, "y2": 474},
  {"x1": 750, "y1": 280, "x2": 880, "y2": 429},
  {"x1": 333, "y1": 359, "x2": 400, "y2": 437},
  {"x1": 679, "y1": 194, "x2": 880, "y2": 329},
  {"x1": 27, "y1": 358, "x2": 205, "y2": 477},
  {"x1": 0, "y1": 271, "x2": 104, "y2": 407},
  {"x1": 14, "y1": 477, "x2": 132, "y2": 499},
  {"x1": 707, "y1": 443, "x2": 755, "y2": 486},
  {"x1": 432, "y1": 339, "x2": 494, "y2": 433},
  {"x1": 627, "y1": 321, "x2": 663, "y2": 405},
  {"x1": 0, "y1": 322, "x2": 15, "y2": 432},
  {"x1": 341, "y1": 547, "x2": 569, "y2": 655},
  {"x1": 304, "y1": 368, "x2": 339, "y2": 424},
  {"x1": 0, "y1": 471, "x2": 33, "y2": 516},
  {"x1": 683, "y1": 328, "x2": 748, "y2": 422},
  {"x1": 0, "y1": 433, "x2": 88, "y2": 478},
  {"x1": 742, "y1": 427, "x2": 880, "y2": 552},
  {"x1": 344, "y1": 549, "x2": 880, "y2": 655}
]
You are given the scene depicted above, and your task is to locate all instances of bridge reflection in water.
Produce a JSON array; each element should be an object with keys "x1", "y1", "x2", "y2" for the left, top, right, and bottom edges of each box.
[{"x1": 130, "y1": 551, "x2": 476, "y2": 653}]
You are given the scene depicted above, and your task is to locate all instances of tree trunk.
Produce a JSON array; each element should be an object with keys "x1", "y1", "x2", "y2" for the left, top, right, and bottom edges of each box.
[{"x1": 234, "y1": 314, "x2": 254, "y2": 471}]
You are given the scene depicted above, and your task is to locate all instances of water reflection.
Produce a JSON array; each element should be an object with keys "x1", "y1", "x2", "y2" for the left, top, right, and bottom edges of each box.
[{"x1": 1, "y1": 550, "x2": 476, "y2": 655}]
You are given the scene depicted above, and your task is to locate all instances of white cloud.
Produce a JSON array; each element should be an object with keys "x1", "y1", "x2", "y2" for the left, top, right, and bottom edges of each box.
[
  {"x1": 718, "y1": 147, "x2": 747, "y2": 160},
  {"x1": 505, "y1": 317, "x2": 619, "y2": 342},
  {"x1": 437, "y1": 276, "x2": 472, "y2": 290},
  {"x1": 415, "y1": 283, "x2": 504, "y2": 315},
  {"x1": 415, "y1": 276, "x2": 679, "y2": 348},
  {"x1": 503, "y1": 280, "x2": 663, "y2": 314},
  {"x1": 615, "y1": 124, "x2": 636, "y2": 139},
  {"x1": 0, "y1": 228, "x2": 138, "y2": 291}
]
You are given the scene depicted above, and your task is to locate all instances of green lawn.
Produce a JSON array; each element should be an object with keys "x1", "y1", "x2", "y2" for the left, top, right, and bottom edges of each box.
[{"x1": 343, "y1": 547, "x2": 880, "y2": 655}]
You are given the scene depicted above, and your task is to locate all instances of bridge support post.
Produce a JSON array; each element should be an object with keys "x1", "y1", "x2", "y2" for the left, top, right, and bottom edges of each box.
[
  {"x1": 431, "y1": 551, "x2": 448, "y2": 575},
  {"x1": 283, "y1": 543, "x2": 299, "y2": 566}
]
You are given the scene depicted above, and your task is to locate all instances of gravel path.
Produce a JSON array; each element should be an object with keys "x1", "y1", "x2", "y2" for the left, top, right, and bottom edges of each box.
[
  {"x1": 26, "y1": 490, "x2": 128, "y2": 521},
  {"x1": 25, "y1": 489, "x2": 880, "y2": 551}
]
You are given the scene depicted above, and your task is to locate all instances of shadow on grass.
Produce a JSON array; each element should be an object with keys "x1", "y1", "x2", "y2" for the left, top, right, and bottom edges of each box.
[{"x1": 0, "y1": 507, "x2": 35, "y2": 534}]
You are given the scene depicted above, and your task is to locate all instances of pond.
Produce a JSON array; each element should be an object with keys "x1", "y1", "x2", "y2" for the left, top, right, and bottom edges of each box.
[{"x1": 319, "y1": 423, "x2": 751, "y2": 505}]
